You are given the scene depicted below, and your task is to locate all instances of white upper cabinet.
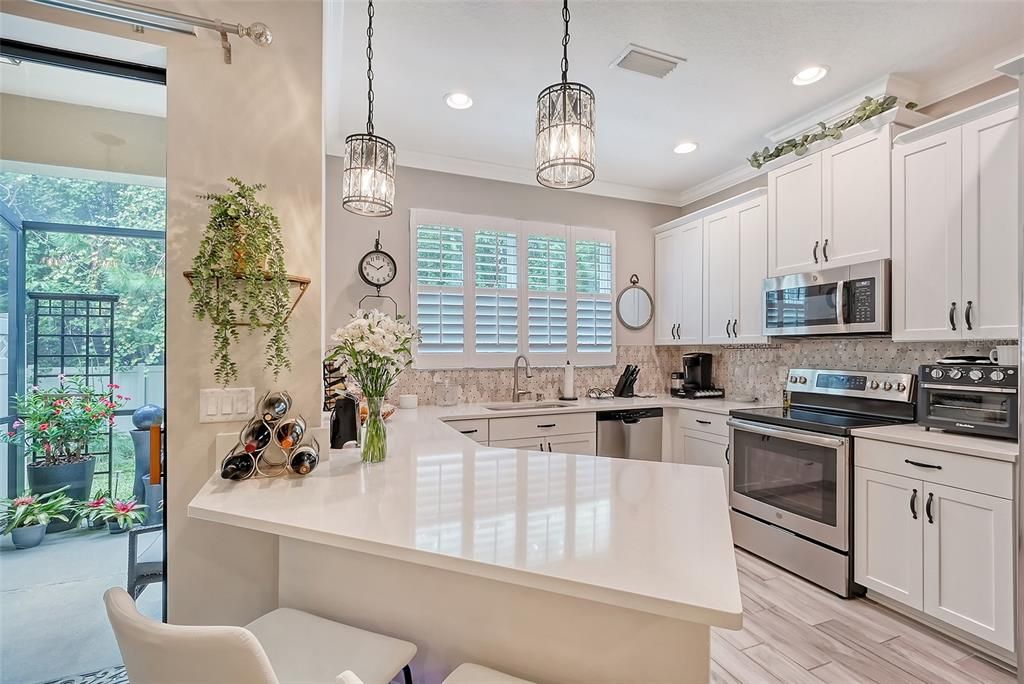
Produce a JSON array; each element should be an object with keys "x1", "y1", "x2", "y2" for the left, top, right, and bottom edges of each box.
[
  {"x1": 892, "y1": 106, "x2": 1019, "y2": 341},
  {"x1": 768, "y1": 125, "x2": 895, "y2": 278},
  {"x1": 654, "y1": 228, "x2": 683, "y2": 345},
  {"x1": 822, "y1": 127, "x2": 892, "y2": 268},
  {"x1": 703, "y1": 209, "x2": 738, "y2": 344},
  {"x1": 961, "y1": 107, "x2": 1019, "y2": 340},
  {"x1": 677, "y1": 222, "x2": 703, "y2": 344},
  {"x1": 734, "y1": 196, "x2": 769, "y2": 343},
  {"x1": 768, "y1": 154, "x2": 822, "y2": 276},
  {"x1": 892, "y1": 128, "x2": 963, "y2": 341}
]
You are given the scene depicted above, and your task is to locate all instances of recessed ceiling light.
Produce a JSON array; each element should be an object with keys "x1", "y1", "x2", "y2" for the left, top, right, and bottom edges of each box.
[
  {"x1": 673, "y1": 142, "x2": 698, "y2": 154},
  {"x1": 792, "y1": 65, "x2": 829, "y2": 86},
  {"x1": 444, "y1": 92, "x2": 473, "y2": 110}
]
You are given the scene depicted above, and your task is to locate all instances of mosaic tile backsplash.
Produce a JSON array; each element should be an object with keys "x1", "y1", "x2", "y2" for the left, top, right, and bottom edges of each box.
[{"x1": 391, "y1": 338, "x2": 1016, "y2": 406}]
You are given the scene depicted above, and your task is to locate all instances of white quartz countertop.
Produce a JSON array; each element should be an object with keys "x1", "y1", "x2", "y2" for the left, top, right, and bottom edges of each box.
[
  {"x1": 851, "y1": 423, "x2": 1018, "y2": 463},
  {"x1": 427, "y1": 395, "x2": 763, "y2": 420},
  {"x1": 189, "y1": 399, "x2": 744, "y2": 628}
]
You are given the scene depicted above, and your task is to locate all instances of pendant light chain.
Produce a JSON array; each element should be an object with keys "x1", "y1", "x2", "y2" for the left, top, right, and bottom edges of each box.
[
  {"x1": 365, "y1": 0, "x2": 375, "y2": 135},
  {"x1": 560, "y1": 0, "x2": 570, "y2": 84}
]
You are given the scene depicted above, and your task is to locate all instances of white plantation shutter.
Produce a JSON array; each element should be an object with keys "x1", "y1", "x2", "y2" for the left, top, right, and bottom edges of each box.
[
  {"x1": 526, "y1": 232, "x2": 569, "y2": 356},
  {"x1": 474, "y1": 230, "x2": 518, "y2": 354},
  {"x1": 573, "y1": 230, "x2": 615, "y2": 364},
  {"x1": 413, "y1": 219, "x2": 465, "y2": 364}
]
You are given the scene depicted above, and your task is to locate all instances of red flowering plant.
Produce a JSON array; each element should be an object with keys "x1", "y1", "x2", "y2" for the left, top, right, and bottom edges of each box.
[
  {"x1": 0, "y1": 376, "x2": 130, "y2": 466},
  {"x1": 77, "y1": 489, "x2": 111, "y2": 524},
  {"x1": 1, "y1": 486, "x2": 73, "y2": 533},
  {"x1": 99, "y1": 498, "x2": 148, "y2": 529}
]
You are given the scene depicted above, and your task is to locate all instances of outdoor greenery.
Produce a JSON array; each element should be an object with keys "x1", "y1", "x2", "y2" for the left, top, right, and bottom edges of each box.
[
  {"x1": 189, "y1": 178, "x2": 291, "y2": 384},
  {"x1": 747, "y1": 95, "x2": 918, "y2": 169},
  {"x1": 0, "y1": 171, "x2": 166, "y2": 368}
]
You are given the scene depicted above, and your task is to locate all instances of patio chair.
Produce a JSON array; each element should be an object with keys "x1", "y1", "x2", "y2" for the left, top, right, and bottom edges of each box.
[
  {"x1": 104, "y1": 587, "x2": 417, "y2": 684},
  {"x1": 127, "y1": 523, "x2": 163, "y2": 599}
]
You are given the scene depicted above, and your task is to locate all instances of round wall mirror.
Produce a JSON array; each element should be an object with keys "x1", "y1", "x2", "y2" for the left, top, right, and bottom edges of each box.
[{"x1": 616, "y1": 274, "x2": 653, "y2": 330}]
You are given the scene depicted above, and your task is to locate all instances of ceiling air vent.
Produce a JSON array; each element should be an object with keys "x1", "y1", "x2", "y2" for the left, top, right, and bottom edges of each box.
[{"x1": 610, "y1": 44, "x2": 686, "y2": 79}]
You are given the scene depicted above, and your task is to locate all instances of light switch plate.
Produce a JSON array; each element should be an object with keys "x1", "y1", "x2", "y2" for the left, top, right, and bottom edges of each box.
[{"x1": 199, "y1": 387, "x2": 255, "y2": 423}]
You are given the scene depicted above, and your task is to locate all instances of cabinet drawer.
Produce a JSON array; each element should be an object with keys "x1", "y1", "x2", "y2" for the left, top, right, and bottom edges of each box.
[
  {"x1": 444, "y1": 418, "x2": 489, "y2": 443},
  {"x1": 489, "y1": 412, "x2": 595, "y2": 442},
  {"x1": 677, "y1": 409, "x2": 729, "y2": 437},
  {"x1": 855, "y1": 439, "x2": 1013, "y2": 499}
]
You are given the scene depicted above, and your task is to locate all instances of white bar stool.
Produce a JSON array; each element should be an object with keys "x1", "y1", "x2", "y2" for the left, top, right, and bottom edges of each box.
[
  {"x1": 443, "y1": 664, "x2": 536, "y2": 684},
  {"x1": 104, "y1": 587, "x2": 417, "y2": 684}
]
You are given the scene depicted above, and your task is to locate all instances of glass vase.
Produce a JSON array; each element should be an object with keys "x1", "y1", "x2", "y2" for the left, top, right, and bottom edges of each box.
[{"x1": 362, "y1": 395, "x2": 388, "y2": 464}]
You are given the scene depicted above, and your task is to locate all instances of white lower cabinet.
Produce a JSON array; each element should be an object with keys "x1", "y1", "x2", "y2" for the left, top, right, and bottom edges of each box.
[
  {"x1": 673, "y1": 429, "x2": 729, "y2": 487},
  {"x1": 490, "y1": 433, "x2": 596, "y2": 456},
  {"x1": 854, "y1": 444, "x2": 1014, "y2": 652}
]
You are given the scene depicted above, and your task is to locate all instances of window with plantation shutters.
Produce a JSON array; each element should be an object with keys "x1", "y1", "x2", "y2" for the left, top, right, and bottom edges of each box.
[{"x1": 410, "y1": 210, "x2": 614, "y2": 368}]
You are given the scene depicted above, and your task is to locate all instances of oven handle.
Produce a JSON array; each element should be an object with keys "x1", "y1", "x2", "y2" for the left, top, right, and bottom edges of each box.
[
  {"x1": 920, "y1": 383, "x2": 1017, "y2": 394},
  {"x1": 727, "y1": 418, "x2": 847, "y2": 449}
]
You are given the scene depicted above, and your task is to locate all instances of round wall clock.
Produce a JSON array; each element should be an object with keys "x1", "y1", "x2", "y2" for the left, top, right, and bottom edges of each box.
[{"x1": 358, "y1": 233, "x2": 397, "y2": 291}]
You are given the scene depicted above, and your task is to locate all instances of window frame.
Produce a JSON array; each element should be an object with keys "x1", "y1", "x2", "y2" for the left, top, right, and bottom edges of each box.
[{"x1": 410, "y1": 209, "x2": 616, "y2": 369}]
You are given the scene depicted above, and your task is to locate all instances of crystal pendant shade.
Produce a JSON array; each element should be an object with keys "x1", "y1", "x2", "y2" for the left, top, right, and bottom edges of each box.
[
  {"x1": 535, "y1": 81, "x2": 596, "y2": 189},
  {"x1": 342, "y1": 132, "x2": 397, "y2": 217}
]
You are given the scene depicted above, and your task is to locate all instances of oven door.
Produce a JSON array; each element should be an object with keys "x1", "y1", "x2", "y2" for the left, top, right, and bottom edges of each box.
[
  {"x1": 918, "y1": 384, "x2": 1018, "y2": 438},
  {"x1": 728, "y1": 418, "x2": 849, "y2": 551}
]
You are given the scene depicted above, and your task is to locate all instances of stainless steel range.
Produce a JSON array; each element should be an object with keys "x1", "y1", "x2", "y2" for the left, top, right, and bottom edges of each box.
[{"x1": 727, "y1": 368, "x2": 916, "y2": 597}]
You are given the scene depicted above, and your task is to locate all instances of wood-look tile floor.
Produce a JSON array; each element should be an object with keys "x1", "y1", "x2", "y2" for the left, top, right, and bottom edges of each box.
[{"x1": 711, "y1": 550, "x2": 1017, "y2": 684}]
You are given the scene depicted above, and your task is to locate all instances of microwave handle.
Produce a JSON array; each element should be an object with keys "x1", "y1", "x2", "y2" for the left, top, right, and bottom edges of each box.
[{"x1": 835, "y1": 280, "x2": 846, "y2": 325}]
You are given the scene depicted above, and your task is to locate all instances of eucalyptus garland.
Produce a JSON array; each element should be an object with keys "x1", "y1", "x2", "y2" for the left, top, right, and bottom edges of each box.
[
  {"x1": 189, "y1": 178, "x2": 291, "y2": 384},
  {"x1": 747, "y1": 95, "x2": 918, "y2": 169}
]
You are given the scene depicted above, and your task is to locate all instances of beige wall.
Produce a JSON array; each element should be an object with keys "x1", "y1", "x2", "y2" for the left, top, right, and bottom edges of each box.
[
  {"x1": 325, "y1": 161, "x2": 678, "y2": 347},
  {"x1": 0, "y1": 93, "x2": 166, "y2": 177},
  {"x1": 4, "y1": 0, "x2": 324, "y2": 626}
]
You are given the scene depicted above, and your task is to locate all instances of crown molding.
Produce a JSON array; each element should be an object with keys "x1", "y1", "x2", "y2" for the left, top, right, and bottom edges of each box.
[
  {"x1": 386, "y1": 149, "x2": 683, "y2": 207},
  {"x1": 918, "y1": 41, "x2": 1024, "y2": 106},
  {"x1": 676, "y1": 163, "x2": 762, "y2": 208}
]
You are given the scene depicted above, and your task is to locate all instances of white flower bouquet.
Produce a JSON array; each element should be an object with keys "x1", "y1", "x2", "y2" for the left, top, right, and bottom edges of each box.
[{"x1": 325, "y1": 310, "x2": 418, "y2": 463}]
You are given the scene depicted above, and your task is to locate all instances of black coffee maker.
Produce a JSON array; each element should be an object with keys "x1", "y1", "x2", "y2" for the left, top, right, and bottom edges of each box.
[{"x1": 671, "y1": 353, "x2": 719, "y2": 398}]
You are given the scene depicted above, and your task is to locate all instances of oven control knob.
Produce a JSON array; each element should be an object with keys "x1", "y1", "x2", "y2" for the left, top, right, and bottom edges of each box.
[
  {"x1": 990, "y1": 370, "x2": 1005, "y2": 382},
  {"x1": 968, "y1": 369, "x2": 984, "y2": 381},
  {"x1": 798, "y1": 376, "x2": 807, "y2": 384},
  {"x1": 896, "y1": 382, "x2": 907, "y2": 392},
  {"x1": 930, "y1": 368, "x2": 944, "y2": 379},
  {"x1": 883, "y1": 381, "x2": 893, "y2": 391},
  {"x1": 947, "y1": 369, "x2": 962, "y2": 379},
  {"x1": 869, "y1": 380, "x2": 880, "y2": 390}
]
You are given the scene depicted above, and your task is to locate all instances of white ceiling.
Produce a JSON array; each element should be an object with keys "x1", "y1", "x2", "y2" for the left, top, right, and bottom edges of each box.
[{"x1": 328, "y1": 0, "x2": 1024, "y2": 205}]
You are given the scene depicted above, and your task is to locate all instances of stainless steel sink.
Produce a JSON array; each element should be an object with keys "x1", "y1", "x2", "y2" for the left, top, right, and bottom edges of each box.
[{"x1": 482, "y1": 401, "x2": 572, "y2": 411}]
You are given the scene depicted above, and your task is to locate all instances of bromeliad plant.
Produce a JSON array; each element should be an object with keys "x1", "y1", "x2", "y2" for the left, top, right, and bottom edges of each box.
[
  {"x1": 325, "y1": 310, "x2": 418, "y2": 463},
  {"x1": 0, "y1": 377, "x2": 129, "y2": 465},
  {"x1": 1, "y1": 486, "x2": 73, "y2": 534},
  {"x1": 189, "y1": 177, "x2": 291, "y2": 385},
  {"x1": 78, "y1": 491, "x2": 110, "y2": 526},
  {"x1": 99, "y1": 498, "x2": 148, "y2": 530},
  {"x1": 747, "y1": 95, "x2": 918, "y2": 169}
]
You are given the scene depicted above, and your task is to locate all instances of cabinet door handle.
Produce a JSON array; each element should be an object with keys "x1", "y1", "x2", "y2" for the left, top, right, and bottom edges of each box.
[
  {"x1": 537, "y1": 423, "x2": 556, "y2": 428},
  {"x1": 910, "y1": 488, "x2": 918, "y2": 520},
  {"x1": 965, "y1": 301, "x2": 973, "y2": 331},
  {"x1": 539, "y1": 442, "x2": 545, "y2": 451},
  {"x1": 822, "y1": 238, "x2": 829, "y2": 262},
  {"x1": 725, "y1": 320, "x2": 732, "y2": 338},
  {"x1": 905, "y1": 459, "x2": 942, "y2": 470},
  {"x1": 925, "y1": 492, "x2": 935, "y2": 524},
  {"x1": 949, "y1": 302, "x2": 957, "y2": 331},
  {"x1": 674, "y1": 323, "x2": 680, "y2": 339},
  {"x1": 725, "y1": 445, "x2": 730, "y2": 465},
  {"x1": 459, "y1": 429, "x2": 478, "y2": 435},
  {"x1": 812, "y1": 240, "x2": 819, "y2": 264},
  {"x1": 696, "y1": 419, "x2": 712, "y2": 425},
  {"x1": 547, "y1": 441, "x2": 552, "y2": 452},
  {"x1": 671, "y1": 323, "x2": 676, "y2": 339},
  {"x1": 731, "y1": 319, "x2": 738, "y2": 338}
]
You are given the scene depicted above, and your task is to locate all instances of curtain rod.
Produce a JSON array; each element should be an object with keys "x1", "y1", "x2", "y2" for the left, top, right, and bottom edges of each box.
[{"x1": 29, "y1": 0, "x2": 272, "y2": 64}]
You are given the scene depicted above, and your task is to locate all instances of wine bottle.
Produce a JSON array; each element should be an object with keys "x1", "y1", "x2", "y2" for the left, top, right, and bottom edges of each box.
[
  {"x1": 239, "y1": 419, "x2": 273, "y2": 454},
  {"x1": 288, "y1": 443, "x2": 319, "y2": 475},
  {"x1": 260, "y1": 391, "x2": 292, "y2": 424},
  {"x1": 274, "y1": 417, "x2": 306, "y2": 451},
  {"x1": 220, "y1": 450, "x2": 256, "y2": 480}
]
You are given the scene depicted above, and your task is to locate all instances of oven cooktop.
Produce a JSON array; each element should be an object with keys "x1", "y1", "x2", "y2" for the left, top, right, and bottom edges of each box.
[{"x1": 729, "y1": 406, "x2": 908, "y2": 437}]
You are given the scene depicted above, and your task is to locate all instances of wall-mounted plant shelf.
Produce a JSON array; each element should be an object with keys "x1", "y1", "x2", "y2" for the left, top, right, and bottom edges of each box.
[{"x1": 183, "y1": 271, "x2": 310, "y2": 327}]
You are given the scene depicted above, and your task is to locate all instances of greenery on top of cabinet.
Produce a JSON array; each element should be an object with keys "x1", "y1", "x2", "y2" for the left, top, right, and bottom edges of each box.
[{"x1": 747, "y1": 95, "x2": 918, "y2": 170}]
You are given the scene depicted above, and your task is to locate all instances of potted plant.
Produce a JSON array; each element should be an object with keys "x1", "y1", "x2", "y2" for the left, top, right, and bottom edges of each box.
[
  {"x1": 1, "y1": 376, "x2": 128, "y2": 529},
  {"x1": 325, "y1": 310, "x2": 418, "y2": 463},
  {"x1": 188, "y1": 177, "x2": 291, "y2": 384},
  {"x1": 1, "y1": 486, "x2": 73, "y2": 549},
  {"x1": 99, "y1": 498, "x2": 147, "y2": 534},
  {"x1": 79, "y1": 490, "x2": 111, "y2": 530}
]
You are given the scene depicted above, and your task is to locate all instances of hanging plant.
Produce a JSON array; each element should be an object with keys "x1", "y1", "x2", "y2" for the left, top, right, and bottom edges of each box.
[
  {"x1": 189, "y1": 177, "x2": 291, "y2": 385},
  {"x1": 747, "y1": 95, "x2": 918, "y2": 170}
]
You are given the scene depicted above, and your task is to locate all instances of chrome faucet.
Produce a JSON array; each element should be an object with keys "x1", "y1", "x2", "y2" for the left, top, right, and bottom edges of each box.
[{"x1": 512, "y1": 354, "x2": 533, "y2": 402}]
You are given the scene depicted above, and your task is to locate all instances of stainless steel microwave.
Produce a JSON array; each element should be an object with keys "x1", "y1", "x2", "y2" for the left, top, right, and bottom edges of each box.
[{"x1": 762, "y1": 259, "x2": 890, "y2": 337}]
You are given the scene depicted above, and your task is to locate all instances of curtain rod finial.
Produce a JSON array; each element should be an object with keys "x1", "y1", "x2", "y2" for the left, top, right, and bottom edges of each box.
[{"x1": 241, "y1": 22, "x2": 273, "y2": 46}]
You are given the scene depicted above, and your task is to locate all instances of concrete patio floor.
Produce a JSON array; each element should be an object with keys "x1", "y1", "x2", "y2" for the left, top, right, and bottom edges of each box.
[{"x1": 0, "y1": 524, "x2": 163, "y2": 684}]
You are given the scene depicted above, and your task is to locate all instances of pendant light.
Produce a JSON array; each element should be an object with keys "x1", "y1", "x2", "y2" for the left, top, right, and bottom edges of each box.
[
  {"x1": 535, "y1": 0, "x2": 596, "y2": 189},
  {"x1": 342, "y1": 0, "x2": 396, "y2": 217}
]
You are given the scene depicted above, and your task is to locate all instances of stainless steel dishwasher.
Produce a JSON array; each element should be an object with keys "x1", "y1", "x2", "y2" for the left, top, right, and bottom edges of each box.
[{"x1": 596, "y1": 408, "x2": 663, "y2": 461}]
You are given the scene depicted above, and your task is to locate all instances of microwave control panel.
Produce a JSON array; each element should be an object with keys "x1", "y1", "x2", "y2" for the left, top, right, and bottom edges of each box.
[{"x1": 848, "y1": 278, "x2": 876, "y2": 323}]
